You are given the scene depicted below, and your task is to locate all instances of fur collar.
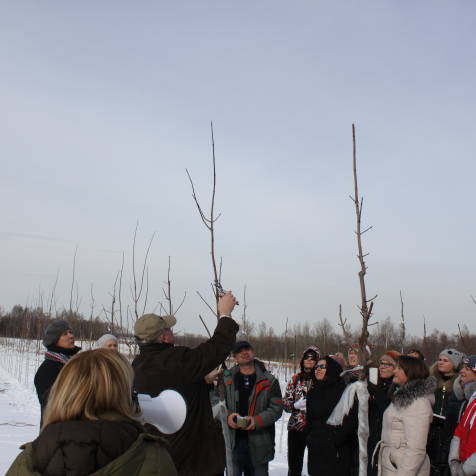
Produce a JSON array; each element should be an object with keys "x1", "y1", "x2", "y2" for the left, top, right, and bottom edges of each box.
[
  {"x1": 430, "y1": 362, "x2": 457, "y2": 392},
  {"x1": 393, "y1": 377, "x2": 437, "y2": 409}
]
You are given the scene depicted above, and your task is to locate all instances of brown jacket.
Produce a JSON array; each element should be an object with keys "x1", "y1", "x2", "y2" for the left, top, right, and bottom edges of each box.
[{"x1": 133, "y1": 316, "x2": 239, "y2": 476}]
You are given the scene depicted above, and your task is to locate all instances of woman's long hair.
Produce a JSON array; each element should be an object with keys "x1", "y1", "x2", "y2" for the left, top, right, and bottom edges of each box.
[{"x1": 42, "y1": 349, "x2": 137, "y2": 430}]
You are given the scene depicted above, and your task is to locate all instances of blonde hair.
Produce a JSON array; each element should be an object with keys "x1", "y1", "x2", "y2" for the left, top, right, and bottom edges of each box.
[{"x1": 42, "y1": 349, "x2": 137, "y2": 430}]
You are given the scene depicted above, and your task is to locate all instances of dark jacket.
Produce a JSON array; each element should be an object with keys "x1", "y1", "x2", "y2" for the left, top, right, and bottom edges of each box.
[
  {"x1": 132, "y1": 316, "x2": 239, "y2": 476},
  {"x1": 6, "y1": 414, "x2": 177, "y2": 476},
  {"x1": 306, "y1": 356, "x2": 349, "y2": 476},
  {"x1": 33, "y1": 346, "x2": 81, "y2": 416},
  {"x1": 224, "y1": 360, "x2": 283, "y2": 465},
  {"x1": 283, "y1": 345, "x2": 318, "y2": 431},
  {"x1": 367, "y1": 376, "x2": 395, "y2": 476},
  {"x1": 427, "y1": 366, "x2": 463, "y2": 476}
]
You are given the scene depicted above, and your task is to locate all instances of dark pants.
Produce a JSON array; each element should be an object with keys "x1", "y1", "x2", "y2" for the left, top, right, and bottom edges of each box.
[
  {"x1": 232, "y1": 438, "x2": 269, "y2": 476},
  {"x1": 287, "y1": 430, "x2": 307, "y2": 476}
]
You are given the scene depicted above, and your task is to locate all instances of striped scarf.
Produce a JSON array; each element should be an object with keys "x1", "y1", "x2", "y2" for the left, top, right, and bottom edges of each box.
[{"x1": 45, "y1": 350, "x2": 70, "y2": 364}]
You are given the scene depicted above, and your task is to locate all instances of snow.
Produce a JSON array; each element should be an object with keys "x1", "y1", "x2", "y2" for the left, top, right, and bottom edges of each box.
[{"x1": 0, "y1": 341, "x2": 307, "y2": 475}]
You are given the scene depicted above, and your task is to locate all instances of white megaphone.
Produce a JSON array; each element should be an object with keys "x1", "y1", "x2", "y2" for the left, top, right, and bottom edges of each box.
[{"x1": 137, "y1": 390, "x2": 187, "y2": 435}]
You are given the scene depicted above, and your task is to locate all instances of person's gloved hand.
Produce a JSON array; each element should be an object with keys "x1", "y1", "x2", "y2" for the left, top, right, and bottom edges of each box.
[{"x1": 293, "y1": 397, "x2": 306, "y2": 411}]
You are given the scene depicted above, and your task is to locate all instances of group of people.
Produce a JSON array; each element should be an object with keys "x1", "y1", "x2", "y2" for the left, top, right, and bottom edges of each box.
[
  {"x1": 4, "y1": 296, "x2": 476, "y2": 476},
  {"x1": 283, "y1": 345, "x2": 476, "y2": 476}
]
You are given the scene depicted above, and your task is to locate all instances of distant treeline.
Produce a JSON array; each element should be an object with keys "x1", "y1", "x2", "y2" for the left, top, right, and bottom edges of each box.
[{"x1": 0, "y1": 305, "x2": 474, "y2": 364}]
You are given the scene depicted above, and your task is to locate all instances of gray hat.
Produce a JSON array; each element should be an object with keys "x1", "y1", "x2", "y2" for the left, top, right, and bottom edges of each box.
[
  {"x1": 43, "y1": 320, "x2": 71, "y2": 348},
  {"x1": 463, "y1": 355, "x2": 476, "y2": 372},
  {"x1": 97, "y1": 334, "x2": 118, "y2": 348},
  {"x1": 134, "y1": 314, "x2": 176, "y2": 343},
  {"x1": 439, "y1": 348, "x2": 464, "y2": 370}
]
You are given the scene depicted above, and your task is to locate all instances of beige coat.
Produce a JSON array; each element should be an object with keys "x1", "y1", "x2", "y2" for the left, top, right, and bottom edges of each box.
[{"x1": 379, "y1": 377, "x2": 436, "y2": 476}]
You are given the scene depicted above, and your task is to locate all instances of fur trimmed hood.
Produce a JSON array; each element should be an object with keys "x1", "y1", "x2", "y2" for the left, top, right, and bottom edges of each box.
[
  {"x1": 430, "y1": 362, "x2": 458, "y2": 392},
  {"x1": 393, "y1": 376, "x2": 437, "y2": 409},
  {"x1": 453, "y1": 375, "x2": 476, "y2": 401}
]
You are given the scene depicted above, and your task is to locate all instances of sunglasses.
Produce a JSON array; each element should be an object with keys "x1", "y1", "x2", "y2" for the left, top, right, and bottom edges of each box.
[
  {"x1": 378, "y1": 361, "x2": 395, "y2": 368},
  {"x1": 315, "y1": 364, "x2": 327, "y2": 370},
  {"x1": 304, "y1": 354, "x2": 317, "y2": 361}
]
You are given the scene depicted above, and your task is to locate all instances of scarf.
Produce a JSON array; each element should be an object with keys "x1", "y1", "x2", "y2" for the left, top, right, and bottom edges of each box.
[{"x1": 45, "y1": 350, "x2": 70, "y2": 364}]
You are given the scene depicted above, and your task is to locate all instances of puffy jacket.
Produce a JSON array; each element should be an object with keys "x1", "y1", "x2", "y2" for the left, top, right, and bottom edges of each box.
[
  {"x1": 5, "y1": 415, "x2": 177, "y2": 476},
  {"x1": 133, "y1": 316, "x2": 238, "y2": 476},
  {"x1": 379, "y1": 377, "x2": 436, "y2": 476},
  {"x1": 224, "y1": 360, "x2": 283, "y2": 465},
  {"x1": 449, "y1": 396, "x2": 476, "y2": 476}
]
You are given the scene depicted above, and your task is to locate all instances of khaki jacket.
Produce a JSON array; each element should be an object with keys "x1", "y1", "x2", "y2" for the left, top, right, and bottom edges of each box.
[{"x1": 379, "y1": 377, "x2": 436, "y2": 476}]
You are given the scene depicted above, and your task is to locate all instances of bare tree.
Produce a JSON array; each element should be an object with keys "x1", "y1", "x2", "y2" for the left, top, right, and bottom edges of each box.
[
  {"x1": 350, "y1": 124, "x2": 377, "y2": 361},
  {"x1": 186, "y1": 122, "x2": 223, "y2": 319}
]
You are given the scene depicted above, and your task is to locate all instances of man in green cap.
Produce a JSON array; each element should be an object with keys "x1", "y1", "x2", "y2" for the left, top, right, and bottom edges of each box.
[{"x1": 132, "y1": 291, "x2": 239, "y2": 476}]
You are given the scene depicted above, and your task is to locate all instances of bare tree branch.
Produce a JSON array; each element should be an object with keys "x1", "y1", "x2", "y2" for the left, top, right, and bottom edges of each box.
[
  {"x1": 399, "y1": 290, "x2": 406, "y2": 352},
  {"x1": 198, "y1": 314, "x2": 212, "y2": 338},
  {"x1": 69, "y1": 245, "x2": 78, "y2": 314},
  {"x1": 338, "y1": 304, "x2": 352, "y2": 348}
]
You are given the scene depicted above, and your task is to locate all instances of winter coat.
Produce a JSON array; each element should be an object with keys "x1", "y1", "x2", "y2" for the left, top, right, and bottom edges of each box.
[
  {"x1": 306, "y1": 356, "x2": 349, "y2": 476},
  {"x1": 5, "y1": 413, "x2": 177, "y2": 476},
  {"x1": 327, "y1": 379, "x2": 371, "y2": 476},
  {"x1": 224, "y1": 360, "x2": 283, "y2": 466},
  {"x1": 449, "y1": 394, "x2": 476, "y2": 476},
  {"x1": 283, "y1": 345, "x2": 319, "y2": 431},
  {"x1": 427, "y1": 366, "x2": 463, "y2": 475},
  {"x1": 33, "y1": 345, "x2": 81, "y2": 417},
  {"x1": 367, "y1": 377, "x2": 396, "y2": 476},
  {"x1": 132, "y1": 316, "x2": 238, "y2": 476},
  {"x1": 379, "y1": 377, "x2": 436, "y2": 476}
]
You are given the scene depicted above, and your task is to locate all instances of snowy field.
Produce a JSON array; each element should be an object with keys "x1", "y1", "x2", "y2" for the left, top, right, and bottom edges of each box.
[{"x1": 0, "y1": 339, "x2": 306, "y2": 475}]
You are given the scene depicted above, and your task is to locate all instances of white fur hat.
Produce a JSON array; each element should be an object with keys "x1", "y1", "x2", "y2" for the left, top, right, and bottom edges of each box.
[{"x1": 97, "y1": 334, "x2": 118, "y2": 348}]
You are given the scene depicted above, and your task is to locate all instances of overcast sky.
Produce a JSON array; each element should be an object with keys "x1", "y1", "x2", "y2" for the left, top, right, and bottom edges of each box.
[{"x1": 1, "y1": 1, "x2": 475, "y2": 338}]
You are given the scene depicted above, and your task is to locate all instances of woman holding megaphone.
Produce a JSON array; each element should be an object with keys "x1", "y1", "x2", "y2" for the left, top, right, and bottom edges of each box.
[{"x1": 6, "y1": 349, "x2": 178, "y2": 476}]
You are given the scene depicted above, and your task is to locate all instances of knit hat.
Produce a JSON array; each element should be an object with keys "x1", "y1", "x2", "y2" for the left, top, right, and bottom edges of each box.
[
  {"x1": 439, "y1": 348, "x2": 464, "y2": 370},
  {"x1": 43, "y1": 320, "x2": 71, "y2": 348},
  {"x1": 463, "y1": 355, "x2": 476, "y2": 372},
  {"x1": 134, "y1": 314, "x2": 176, "y2": 343},
  {"x1": 97, "y1": 334, "x2": 118, "y2": 348}
]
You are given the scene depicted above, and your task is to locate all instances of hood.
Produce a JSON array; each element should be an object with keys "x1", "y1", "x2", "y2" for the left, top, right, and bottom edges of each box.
[
  {"x1": 393, "y1": 376, "x2": 437, "y2": 409},
  {"x1": 299, "y1": 345, "x2": 320, "y2": 373},
  {"x1": 454, "y1": 375, "x2": 476, "y2": 401},
  {"x1": 430, "y1": 362, "x2": 458, "y2": 392}
]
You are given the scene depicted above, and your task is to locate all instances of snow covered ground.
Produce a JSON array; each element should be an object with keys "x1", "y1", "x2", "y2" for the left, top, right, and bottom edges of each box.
[{"x1": 0, "y1": 340, "x2": 307, "y2": 475}]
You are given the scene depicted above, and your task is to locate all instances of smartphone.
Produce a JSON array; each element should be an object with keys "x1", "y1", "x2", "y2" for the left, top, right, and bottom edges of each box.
[{"x1": 369, "y1": 367, "x2": 378, "y2": 385}]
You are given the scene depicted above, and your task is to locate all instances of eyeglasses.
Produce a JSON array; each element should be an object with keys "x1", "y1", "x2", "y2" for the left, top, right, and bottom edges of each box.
[
  {"x1": 378, "y1": 361, "x2": 395, "y2": 368},
  {"x1": 304, "y1": 354, "x2": 317, "y2": 361},
  {"x1": 315, "y1": 364, "x2": 327, "y2": 370}
]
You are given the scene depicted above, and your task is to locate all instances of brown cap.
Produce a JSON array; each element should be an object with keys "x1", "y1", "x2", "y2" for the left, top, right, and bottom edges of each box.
[{"x1": 134, "y1": 313, "x2": 176, "y2": 342}]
